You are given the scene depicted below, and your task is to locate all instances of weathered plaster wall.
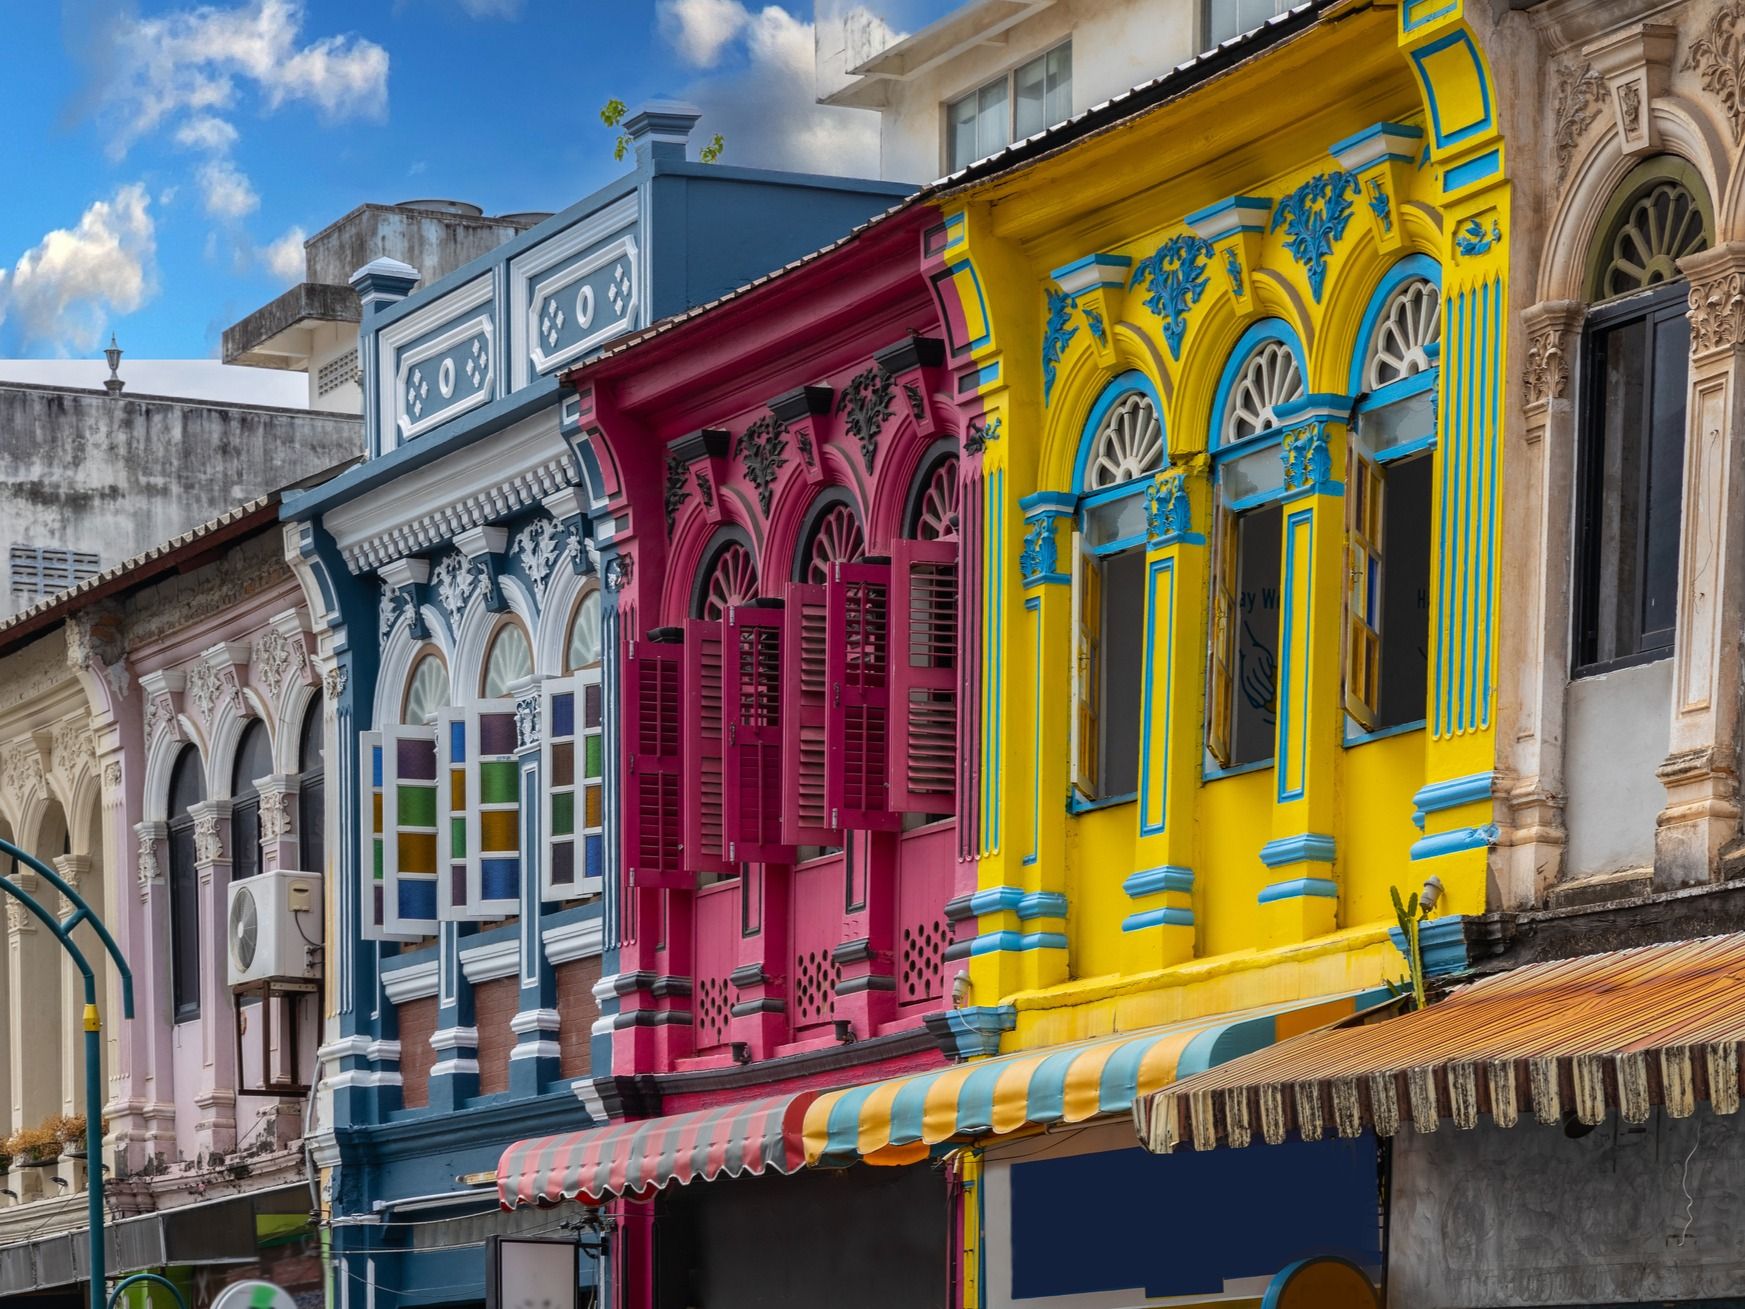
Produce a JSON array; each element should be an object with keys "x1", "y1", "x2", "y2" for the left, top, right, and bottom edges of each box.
[
  {"x1": 1390, "y1": 1110, "x2": 1745, "y2": 1306},
  {"x1": 1562, "y1": 659, "x2": 1671, "y2": 880},
  {"x1": 0, "y1": 384, "x2": 358, "y2": 617}
]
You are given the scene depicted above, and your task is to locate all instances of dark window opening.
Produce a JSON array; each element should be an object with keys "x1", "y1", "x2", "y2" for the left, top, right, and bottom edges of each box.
[
  {"x1": 1376, "y1": 454, "x2": 1432, "y2": 730},
  {"x1": 230, "y1": 719, "x2": 272, "y2": 881},
  {"x1": 1227, "y1": 503, "x2": 1282, "y2": 769},
  {"x1": 1097, "y1": 548, "x2": 1145, "y2": 798},
  {"x1": 167, "y1": 746, "x2": 206, "y2": 1022},
  {"x1": 297, "y1": 703, "x2": 325, "y2": 876}
]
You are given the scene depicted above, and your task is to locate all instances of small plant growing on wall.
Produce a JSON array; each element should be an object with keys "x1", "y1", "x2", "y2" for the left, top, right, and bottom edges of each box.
[
  {"x1": 601, "y1": 98, "x2": 725, "y2": 163},
  {"x1": 47, "y1": 1114, "x2": 86, "y2": 1157},
  {"x1": 8, "y1": 1125, "x2": 61, "y2": 1167}
]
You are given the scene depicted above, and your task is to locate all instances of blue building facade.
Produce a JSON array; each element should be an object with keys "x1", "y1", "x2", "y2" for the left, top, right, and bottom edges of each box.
[{"x1": 280, "y1": 104, "x2": 911, "y2": 1309}]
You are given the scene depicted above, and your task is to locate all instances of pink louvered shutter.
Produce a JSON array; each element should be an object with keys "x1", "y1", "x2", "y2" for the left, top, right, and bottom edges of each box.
[
  {"x1": 826, "y1": 561, "x2": 899, "y2": 831},
  {"x1": 682, "y1": 617, "x2": 732, "y2": 876},
  {"x1": 623, "y1": 630, "x2": 688, "y2": 889},
  {"x1": 888, "y1": 538, "x2": 958, "y2": 814},
  {"x1": 781, "y1": 582, "x2": 837, "y2": 846},
  {"x1": 723, "y1": 603, "x2": 793, "y2": 863}
]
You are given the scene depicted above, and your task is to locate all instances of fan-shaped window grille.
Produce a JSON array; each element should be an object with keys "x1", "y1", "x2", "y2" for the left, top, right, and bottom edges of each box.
[
  {"x1": 1085, "y1": 393, "x2": 1164, "y2": 490},
  {"x1": 402, "y1": 651, "x2": 449, "y2": 726},
  {"x1": 1224, "y1": 341, "x2": 1304, "y2": 445},
  {"x1": 482, "y1": 622, "x2": 533, "y2": 698},
  {"x1": 1596, "y1": 177, "x2": 1709, "y2": 300},
  {"x1": 566, "y1": 588, "x2": 603, "y2": 671},
  {"x1": 802, "y1": 503, "x2": 866, "y2": 583},
  {"x1": 698, "y1": 540, "x2": 758, "y2": 620},
  {"x1": 1366, "y1": 279, "x2": 1441, "y2": 389},
  {"x1": 912, "y1": 456, "x2": 961, "y2": 541}
]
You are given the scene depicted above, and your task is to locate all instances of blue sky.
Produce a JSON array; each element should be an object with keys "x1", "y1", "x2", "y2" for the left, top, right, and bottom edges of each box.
[{"x1": 0, "y1": 0, "x2": 957, "y2": 360}]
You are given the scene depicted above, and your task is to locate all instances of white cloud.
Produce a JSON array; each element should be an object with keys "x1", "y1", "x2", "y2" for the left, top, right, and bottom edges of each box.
[
  {"x1": 259, "y1": 225, "x2": 307, "y2": 281},
  {"x1": 660, "y1": 2, "x2": 891, "y2": 176},
  {"x1": 198, "y1": 157, "x2": 260, "y2": 219},
  {"x1": 174, "y1": 113, "x2": 240, "y2": 151},
  {"x1": 0, "y1": 185, "x2": 158, "y2": 354},
  {"x1": 94, "y1": 0, "x2": 389, "y2": 158}
]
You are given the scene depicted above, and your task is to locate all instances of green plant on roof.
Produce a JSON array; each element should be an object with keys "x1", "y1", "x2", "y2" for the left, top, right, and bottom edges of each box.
[
  {"x1": 1391, "y1": 884, "x2": 1434, "y2": 1012},
  {"x1": 601, "y1": 98, "x2": 632, "y2": 162}
]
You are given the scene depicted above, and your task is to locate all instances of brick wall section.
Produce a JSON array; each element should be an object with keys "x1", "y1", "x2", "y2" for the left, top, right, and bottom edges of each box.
[
  {"x1": 396, "y1": 997, "x2": 437, "y2": 1110},
  {"x1": 555, "y1": 955, "x2": 603, "y2": 1079},
  {"x1": 474, "y1": 976, "x2": 519, "y2": 1095}
]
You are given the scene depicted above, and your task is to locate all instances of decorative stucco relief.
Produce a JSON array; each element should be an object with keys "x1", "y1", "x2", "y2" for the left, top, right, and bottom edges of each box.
[
  {"x1": 1551, "y1": 61, "x2": 1606, "y2": 187},
  {"x1": 1684, "y1": 1, "x2": 1745, "y2": 141},
  {"x1": 1688, "y1": 266, "x2": 1745, "y2": 354}
]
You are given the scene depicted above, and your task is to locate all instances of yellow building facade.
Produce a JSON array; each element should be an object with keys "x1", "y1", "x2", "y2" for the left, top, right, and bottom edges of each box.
[{"x1": 941, "y1": 0, "x2": 1511, "y2": 1054}]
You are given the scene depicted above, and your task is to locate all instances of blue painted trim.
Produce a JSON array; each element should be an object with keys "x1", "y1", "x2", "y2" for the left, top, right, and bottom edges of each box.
[
  {"x1": 967, "y1": 887, "x2": 1068, "y2": 920},
  {"x1": 1343, "y1": 717, "x2": 1426, "y2": 748},
  {"x1": 1410, "y1": 823, "x2": 1499, "y2": 861},
  {"x1": 1019, "y1": 490, "x2": 1078, "y2": 517},
  {"x1": 933, "y1": 1006, "x2": 1016, "y2": 1059},
  {"x1": 1412, "y1": 771, "x2": 1494, "y2": 815},
  {"x1": 1349, "y1": 254, "x2": 1443, "y2": 396},
  {"x1": 1017, "y1": 892, "x2": 1068, "y2": 920},
  {"x1": 1273, "y1": 392, "x2": 1355, "y2": 425},
  {"x1": 1050, "y1": 252, "x2": 1133, "y2": 282},
  {"x1": 1212, "y1": 428, "x2": 1286, "y2": 468},
  {"x1": 1067, "y1": 789, "x2": 1137, "y2": 814},
  {"x1": 1138, "y1": 555, "x2": 1174, "y2": 836},
  {"x1": 1259, "y1": 833, "x2": 1336, "y2": 867},
  {"x1": 1085, "y1": 531, "x2": 1150, "y2": 558},
  {"x1": 1258, "y1": 877, "x2": 1338, "y2": 903},
  {"x1": 1328, "y1": 121, "x2": 1425, "y2": 159},
  {"x1": 1410, "y1": 30, "x2": 1493, "y2": 148},
  {"x1": 1080, "y1": 481, "x2": 1148, "y2": 512},
  {"x1": 1122, "y1": 866, "x2": 1195, "y2": 898},
  {"x1": 1022, "y1": 572, "x2": 1071, "y2": 590},
  {"x1": 1073, "y1": 371, "x2": 1166, "y2": 491},
  {"x1": 959, "y1": 930, "x2": 1071, "y2": 956},
  {"x1": 1185, "y1": 195, "x2": 1274, "y2": 227},
  {"x1": 1211, "y1": 322, "x2": 1309, "y2": 454},
  {"x1": 1374, "y1": 432, "x2": 1438, "y2": 464},
  {"x1": 1275, "y1": 504, "x2": 1313, "y2": 803},
  {"x1": 1027, "y1": 593, "x2": 1042, "y2": 865},
  {"x1": 1364, "y1": 370, "x2": 1439, "y2": 411},
  {"x1": 1121, "y1": 907, "x2": 1195, "y2": 932},
  {"x1": 1202, "y1": 756, "x2": 1273, "y2": 782},
  {"x1": 1388, "y1": 915, "x2": 1471, "y2": 977},
  {"x1": 1445, "y1": 147, "x2": 1502, "y2": 193}
]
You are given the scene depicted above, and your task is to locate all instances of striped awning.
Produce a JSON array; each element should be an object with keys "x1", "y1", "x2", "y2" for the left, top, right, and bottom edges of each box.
[
  {"x1": 497, "y1": 1091, "x2": 817, "y2": 1209},
  {"x1": 803, "y1": 990, "x2": 1389, "y2": 1167},
  {"x1": 1139, "y1": 934, "x2": 1745, "y2": 1155}
]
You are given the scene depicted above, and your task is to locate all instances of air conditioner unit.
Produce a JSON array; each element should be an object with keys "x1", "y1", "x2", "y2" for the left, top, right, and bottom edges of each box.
[{"x1": 228, "y1": 870, "x2": 323, "y2": 988}]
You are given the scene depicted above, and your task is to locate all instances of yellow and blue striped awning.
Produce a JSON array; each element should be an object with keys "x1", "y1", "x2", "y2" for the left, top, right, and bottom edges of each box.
[{"x1": 802, "y1": 989, "x2": 1393, "y2": 1167}]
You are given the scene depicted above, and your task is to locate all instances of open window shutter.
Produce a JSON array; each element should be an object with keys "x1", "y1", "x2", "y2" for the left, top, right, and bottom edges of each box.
[
  {"x1": 724, "y1": 604, "x2": 794, "y2": 862},
  {"x1": 360, "y1": 732, "x2": 386, "y2": 940},
  {"x1": 682, "y1": 618, "x2": 733, "y2": 875},
  {"x1": 827, "y1": 561, "x2": 899, "y2": 831},
  {"x1": 382, "y1": 724, "x2": 439, "y2": 939},
  {"x1": 888, "y1": 539, "x2": 958, "y2": 814},
  {"x1": 781, "y1": 582, "x2": 837, "y2": 845},
  {"x1": 1207, "y1": 507, "x2": 1237, "y2": 768},
  {"x1": 436, "y1": 708, "x2": 474, "y2": 920},
  {"x1": 542, "y1": 669, "x2": 605, "y2": 900},
  {"x1": 1069, "y1": 532, "x2": 1101, "y2": 798},
  {"x1": 466, "y1": 700, "x2": 522, "y2": 916},
  {"x1": 624, "y1": 631, "x2": 688, "y2": 888},
  {"x1": 1345, "y1": 451, "x2": 1384, "y2": 731}
]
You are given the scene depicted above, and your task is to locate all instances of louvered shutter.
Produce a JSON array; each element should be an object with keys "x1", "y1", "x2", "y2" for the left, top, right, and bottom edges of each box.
[
  {"x1": 1207, "y1": 507, "x2": 1237, "y2": 769},
  {"x1": 382, "y1": 724, "x2": 439, "y2": 939},
  {"x1": 360, "y1": 732, "x2": 386, "y2": 940},
  {"x1": 624, "y1": 631, "x2": 688, "y2": 888},
  {"x1": 436, "y1": 708, "x2": 474, "y2": 920},
  {"x1": 888, "y1": 539, "x2": 958, "y2": 814},
  {"x1": 827, "y1": 561, "x2": 899, "y2": 831},
  {"x1": 724, "y1": 604, "x2": 793, "y2": 862},
  {"x1": 781, "y1": 582, "x2": 837, "y2": 845},
  {"x1": 1345, "y1": 452, "x2": 1384, "y2": 731},
  {"x1": 682, "y1": 618, "x2": 733, "y2": 875},
  {"x1": 467, "y1": 700, "x2": 522, "y2": 916},
  {"x1": 1069, "y1": 534, "x2": 1101, "y2": 798},
  {"x1": 542, "y1": 668, "x2": 605, "y2": 900}
]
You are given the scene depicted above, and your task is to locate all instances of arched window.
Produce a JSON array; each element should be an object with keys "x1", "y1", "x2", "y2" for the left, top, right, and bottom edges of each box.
[
  {"x1": 229, "y1": 720, "x2": 273, "y2": 881},
  {"x1": 565, "y1": 588, "x2": 603, "y2": 672},
  {"x1": 167, "y1": 746, "x2": 206, "y2": 1022},
  {"x1": 908, "y1": 452, "x2": 961, "y2": 541},
  {"x1": 402, "y1": 650, "x2": 449, "y2": 726},
  {"x1": 1206, "y1": 325, "x2": 1307, "y2": 770},
  {"x1": 481, "y1": 620, "x2": 533, "y2": 699},
  {"x1": 694, "y1": 533, "x2": 758, "y2": 620},
  {"x1": 297, "y1": 702, "x2": 324, "y2": 876},
  {"x1": 1069, "y1": 378, "x2": 1163, "y2": 804},
  {"x1": 797, "y1": 496, "x2": 865, "y2": 583},
  {"x1": 1344, "y1": 262, "x2": 1442, "y2": 734},
  {"x1": 1575, "y1": 158, "x2": 1712, "y2": 673}
]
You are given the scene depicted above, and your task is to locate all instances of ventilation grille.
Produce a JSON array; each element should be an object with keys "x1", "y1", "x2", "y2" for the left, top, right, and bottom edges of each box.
[
  {"x1": 316, "y1": 353, "x2": 361, "y2": 397},
  {"x1": 10, "y1": 546, "x2": 100, "y2": 606}
]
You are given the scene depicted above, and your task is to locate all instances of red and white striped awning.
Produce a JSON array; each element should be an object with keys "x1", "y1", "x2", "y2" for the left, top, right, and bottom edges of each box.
[{"x1": 497, "y1": 1091, "x2": 818, "y2": 1209}]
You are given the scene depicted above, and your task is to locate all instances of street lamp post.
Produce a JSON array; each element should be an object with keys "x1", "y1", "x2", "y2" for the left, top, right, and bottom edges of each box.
[{"x1": 0, "y1": 836, "x2": 134, "y2": 1309}]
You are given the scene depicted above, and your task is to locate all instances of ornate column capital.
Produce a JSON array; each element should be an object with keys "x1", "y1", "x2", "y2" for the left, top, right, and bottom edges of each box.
[
  {"x1": 133, "y1": 820, "x2": 168, "y2": 901},
  {"x1": 51, "y1": 854, "x2": 92, "y2": 915},
  {"x1": 1682, "y1": 242, "x2": 1745, "y2": 361},
  {"x1": 1520, "y1": 300, "x2": 1585, "y2": 417},
  {"x1": 186, "y1": 799, "x2": 232, "y2": 870}
]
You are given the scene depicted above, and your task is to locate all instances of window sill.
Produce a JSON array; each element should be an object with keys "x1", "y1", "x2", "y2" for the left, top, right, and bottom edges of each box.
[
  {"x1": 1202, "y1": 758, "x2": 1274, "y2": 782},
  {"x1": 1571, "y1": 649, "x2": 1673, "y2": 680},
  {"x1": 1343, "y1": 718, "x2": 1426, "y2": 748},
  {"x1": 1067, "y1": 790, "x2": 1137, "y2": 814}
]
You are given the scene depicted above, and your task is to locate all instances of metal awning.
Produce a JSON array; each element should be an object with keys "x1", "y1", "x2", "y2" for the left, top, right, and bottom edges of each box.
[
  {"x1": 804, "y1": 990, "x2": 1389, "y2": 1167},
  {"x1": 497, "y1": 1092, "x2": 817, "y2": 1209},
  {"x1": 1139, "y1": 934, "x2": 1745, "y2": 1154}
]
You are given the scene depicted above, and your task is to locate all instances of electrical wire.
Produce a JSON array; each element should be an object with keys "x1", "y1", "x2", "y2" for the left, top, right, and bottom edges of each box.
[{"x1": 1677, "y1": 1114, "x2": 1700, "y2": 1247}]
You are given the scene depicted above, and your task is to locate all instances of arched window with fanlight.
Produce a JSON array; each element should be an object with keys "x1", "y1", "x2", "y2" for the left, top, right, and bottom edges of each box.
[
  {"x1": 229, "y1": 719, "x2": 274, "y2": 881},
  {"x1": 1206, "y1": 324, "x2": 1307, "y2": 771},
  {"x1": 296, "y1": 702, "x2": 324, "y2": 876},
  {"x1": 1069, "y1": 375, "x2": 1165, "y2": 803},
  {"x1": 402, "y1": 649, "x2": 449, "y2": 726},
  {"x1": 167, "y1": 745, "x2": 206, "y2": 1021},
  {"x1": 1343, "y1": 258, "x2": 1441, "y2": 735},
  {"x1": 1574, "y1": 157, "x2": 1712, "y2": 674},
  {"x1": 694, "y1": 531, "x2": 759, "y2": 619},
  {"x1": 481, "y1": 619, "x2": 533, "y2": 700}
]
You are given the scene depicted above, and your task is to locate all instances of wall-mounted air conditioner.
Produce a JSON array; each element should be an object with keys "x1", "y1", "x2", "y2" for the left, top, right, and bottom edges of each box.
[{"x1": 228, "y1": 870, "x2": 323, "y2": 988}]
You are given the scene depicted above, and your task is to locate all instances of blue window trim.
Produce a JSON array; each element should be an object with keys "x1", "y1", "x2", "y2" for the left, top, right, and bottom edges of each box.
[
  {"x1": 1209, "y1": 319, "x2": 1310, "y2": 456},
  {"x1": 1068, "y1": 788, "x2": 1138, "y2": 814},
  {"x1": 1374, "y1": 432, "x2": 1437, "y2": 465},
  {"x1": 1343, "y1": 716, "x2": 1427, "y2": 748},
  {"x1": 1349, "y1": 254, "x2": 1442, "y2": 398},
  {"x1": 1202, "y1": 755, "x2": 1274, "y2": 783},
  {"x1": 1072, "y1": 370, "x2": 1166, "y2": 492},
  {"x1": 1084, "y1": 530, "x2": 1150, "y2": 558}
]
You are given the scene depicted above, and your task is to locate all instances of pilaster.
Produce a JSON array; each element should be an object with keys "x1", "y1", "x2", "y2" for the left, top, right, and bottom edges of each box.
[
  {"x1": 53, "y1": 855, "x2": 93, "y2": 1121},
  {"x1": 187, "y1": 798, "x2": 237, "y2": 1153},
  {"x1": 256, "y1": 773, "x2": 300, "y2": 874}
]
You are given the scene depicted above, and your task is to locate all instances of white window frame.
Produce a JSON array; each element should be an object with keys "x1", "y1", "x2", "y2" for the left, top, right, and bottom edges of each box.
[{"x1": 945, "y1": 41, "x2": 1072, "y2": 173}]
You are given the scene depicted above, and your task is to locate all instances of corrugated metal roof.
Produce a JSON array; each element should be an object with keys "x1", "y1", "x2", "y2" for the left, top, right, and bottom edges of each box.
[{"x1": 1138, "y1": 934, "x2": 1745, "y2": 1153}]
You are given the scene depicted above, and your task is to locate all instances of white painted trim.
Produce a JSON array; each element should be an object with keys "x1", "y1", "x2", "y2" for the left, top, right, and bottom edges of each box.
[
  {"x1": 509, "y1": 1007, "x2": 561, "y2": 1034},
  {"x1": 572, "y1": 1079, "x2": 606, "y2": 1120},
  {"x1": 509, "y1": 194, "x2": 639, "y2": 389},
  {"x1": 325, "y1": 1070, "x2": 403, "y2": 1089},
  {"x1": 429, "y1": 1025, "x2": 479, "y2": 1052},
  {"x1": 508, "y1": 1040, "x2": 560, "y2": 1061},
  {"x1": 381, "y1": 960, "x2": 439, "y2": 1003},
  {"x1": 430, "y1": 1058, "x2": 481, "y2": 1078},
  {"x1": 376, "y1": 273, "x2": 494, "y2": 453},
  {"x1": 459, "y1": 936, "x2": 521, "y2": 982},
  {"x1": 317, "y1": 1035, "x2": 374, "y2": 1063},
  {"x1": 367, "y1": 1039, "x2": 402, "y2": 1063},
  {"x1": 544, "y1": 915, "x2": 605, "y2": 966}
]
